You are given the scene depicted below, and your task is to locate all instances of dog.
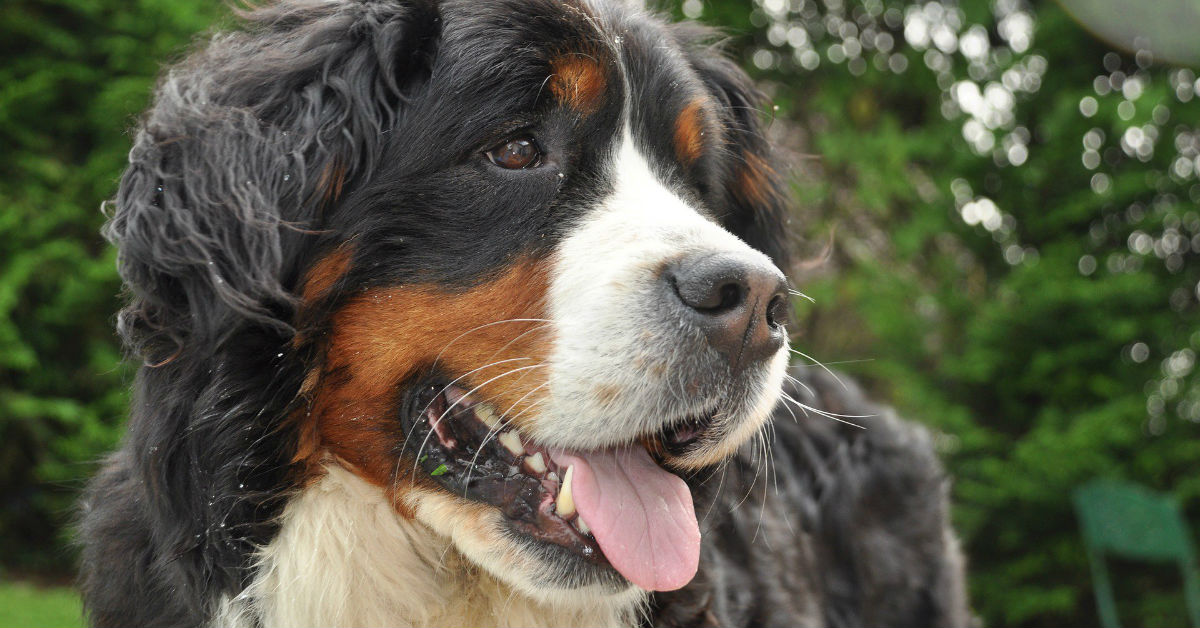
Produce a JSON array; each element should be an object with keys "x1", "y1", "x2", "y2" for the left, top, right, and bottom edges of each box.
[{"x1": 77, "y1": 0, "x2": 971, "y2": 626}]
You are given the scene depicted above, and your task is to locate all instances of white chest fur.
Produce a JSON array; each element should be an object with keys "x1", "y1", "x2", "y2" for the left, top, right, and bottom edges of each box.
[{"x1": 212, "y1": 465, "x2": 643, "y2": 627}]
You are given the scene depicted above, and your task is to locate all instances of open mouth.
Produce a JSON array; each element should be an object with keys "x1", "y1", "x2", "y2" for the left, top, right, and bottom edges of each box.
[
  {"x1": 658, "y1": 408, "x2": 720, "y2": 457},
  {"x1": 401, "y1": 376, "x2": 715, "y2": 592}
]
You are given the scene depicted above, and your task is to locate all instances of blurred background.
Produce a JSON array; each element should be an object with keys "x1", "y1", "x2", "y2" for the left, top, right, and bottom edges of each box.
[{"x1": 1, "y1": 0, "x2": 1198, "y2": 626}]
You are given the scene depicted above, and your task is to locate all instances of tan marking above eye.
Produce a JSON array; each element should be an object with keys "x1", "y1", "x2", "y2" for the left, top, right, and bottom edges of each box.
[
  {"x1": 674, "y1": 99, "x2": 709, "y2": 166},
  {"x1": 297, "y1": 259, "x2": 553, "y2": 498},
  {"x1": 548, "y1": 54, "x2": 607, "y2": 115}
]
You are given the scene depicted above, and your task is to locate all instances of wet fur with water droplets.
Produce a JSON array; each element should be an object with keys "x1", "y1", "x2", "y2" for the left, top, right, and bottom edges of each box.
[{"x1": 77, "y1": 0, "x2": 970, "y2": 626}]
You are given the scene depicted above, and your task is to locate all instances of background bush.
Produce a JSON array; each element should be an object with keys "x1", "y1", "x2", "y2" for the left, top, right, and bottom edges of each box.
[
  {"x1": 0, "y1": 0, "x2": 219, "y2": 572},
  {"x1": 2, "y1": 0, "x2": 1197, "y2": 625}
]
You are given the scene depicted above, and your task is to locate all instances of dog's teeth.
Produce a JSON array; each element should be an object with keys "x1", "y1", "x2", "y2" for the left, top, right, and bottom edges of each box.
[
  {"x1": 525, "y1": 452, "x2": 547, "y2": 474},
  {"x1": 498, "y1": 430, "x2": 524, "y2": 456},
  {"x1": 547, "y1": 471, "x2": 559, "y2": 483},
  {"x1": 556, "y1": 465, "x2": 576, "y2": 518},
  {"x1": 474, "y1": 403, "x2": 501, "y2": 429},
  {"x1": 576, "y1": 515, "x2": 591, "y2": 536}
]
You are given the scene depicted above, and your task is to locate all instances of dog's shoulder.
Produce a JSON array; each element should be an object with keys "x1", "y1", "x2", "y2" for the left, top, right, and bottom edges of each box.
[
  {"x1": 77, "y1": 449, "x2": 205, "y2": 627},
  {"x1": 651, "y1": 365, "x2": 972, "y2": 628}
]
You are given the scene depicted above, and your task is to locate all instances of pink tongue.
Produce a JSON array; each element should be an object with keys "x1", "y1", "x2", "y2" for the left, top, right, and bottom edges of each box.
[{"x1": 551, "y1": 447, "x2": 700, "y2": 591}]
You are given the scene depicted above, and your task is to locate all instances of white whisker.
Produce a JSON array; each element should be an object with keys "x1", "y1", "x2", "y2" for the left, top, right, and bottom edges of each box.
[
  {"x1": 788, "y1": 347, "x2": 849, "y2": 391},
  {"x1": 779, "y1": 392, "x2": 870, "y2": 429},
  {"x1": 776, "y1": 389, "x2": 801, "y2": 423},
  {"x1": 699, "y1": 458, "x2": 730, "y2": 529},
  {"x1": 398, "y1": 357, "x2": 535, "y2": 457},
  {"x1": 461, "y1": 382, "x2": 551, "y2": 492},
  {"x1": 783, "y1": 373, "x2": 817, "y2": 399},
  {"x1": 431, "y1": 318, "x2": 552, "y2": 369},
  {"x1": 787, "y1": 288, "x2": 816, "y2": 303},
  {"x1": 410, "y1": 364, "x2": 547, "y2": 478},
  {"x1": 732, "y1": 433, "x2": 764, "y2": 512}
]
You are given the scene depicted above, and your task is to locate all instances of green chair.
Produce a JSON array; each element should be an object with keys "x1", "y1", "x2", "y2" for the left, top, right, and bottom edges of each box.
[{"x1": 1072, "y1": 479, "x2": 1200, "y2": 628}]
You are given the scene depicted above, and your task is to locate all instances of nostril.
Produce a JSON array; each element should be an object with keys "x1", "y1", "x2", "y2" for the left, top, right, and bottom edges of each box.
[
  {"x1": 667, "y1": 252, "x2": 788, "y2": 321},
  {"x1": 712, "y1": 282, "x2": 744, "y2": 312},
  {"x1": 665, "y1": 252, "x2": 789, "y2": 370},
  {"x1": 669, "y1": 269, "x2": 748, "y2": 313},
  {"x1": 765, "y1": 293, "x2": 789, "y2": 328}
]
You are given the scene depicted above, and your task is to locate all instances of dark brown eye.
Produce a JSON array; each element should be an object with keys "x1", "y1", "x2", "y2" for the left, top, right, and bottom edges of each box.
[{"x1": 485, "y1": 137, "x2": 542, "y2": 169}]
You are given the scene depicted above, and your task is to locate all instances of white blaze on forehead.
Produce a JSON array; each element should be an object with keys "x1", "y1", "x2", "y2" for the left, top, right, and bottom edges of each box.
[
  {"x1": 529, "y1": 130, "x2": 780, "y2": 450},
  {"x1": 555, "y1": 129, "x2": 769, "y2": 300}
]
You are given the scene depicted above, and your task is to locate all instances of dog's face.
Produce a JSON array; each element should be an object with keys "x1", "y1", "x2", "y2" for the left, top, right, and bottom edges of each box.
[
  {"x1": 141, "y1": 0, "x2": 791, "y2": 604},
  {"x1": 291, "y1": 0, "x2": 792, "y2": 600}
]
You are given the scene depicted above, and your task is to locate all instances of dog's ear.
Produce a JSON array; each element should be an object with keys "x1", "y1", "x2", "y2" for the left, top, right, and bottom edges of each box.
[
  {"x1": 677, "y1": 27, "x2": 794, "y2": 273},
  {"x1": 84, "y1": 2, "x2": 442, "y2": 611},
  {"x1": 106, "y1": 0, "x2": 441, "y2": 364}
]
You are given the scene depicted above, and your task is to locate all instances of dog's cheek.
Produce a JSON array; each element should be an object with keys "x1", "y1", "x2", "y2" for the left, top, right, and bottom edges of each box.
[{"x1": 295, "y1": 258, "x2": 554, "y2": 503}]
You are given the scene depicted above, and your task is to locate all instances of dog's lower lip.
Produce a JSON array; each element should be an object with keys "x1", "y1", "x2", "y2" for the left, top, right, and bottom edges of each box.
[
  {"x1": 404, "y1": 380, "x2": 606, "y2": 565},
  {"x1": 661, "y1": 409, "x2": 719, "y2": 455}
]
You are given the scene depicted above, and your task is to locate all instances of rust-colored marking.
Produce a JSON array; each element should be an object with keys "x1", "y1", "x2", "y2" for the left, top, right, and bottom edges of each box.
[
  {"x1": 301, "y1": 244, "x2": 355, "y2": 304},
  {"x1": 549, "y1": 54, "x2": 607, "y2": 114},
  {"x1": 674, "y1": 99, "x2": 709, "y2": 166},
  {"x1": 290, "y1": 369, "x2": 323, "y2": 466},
  {"x1": 316, "y1": 159, "x2": 347, "y2": 205},
  {"x1": 736, "y1": 150, "x2": 777, "y2": 209},
  {"x1": 301, "y1": 259, "x2": 553, "y2": 504}
]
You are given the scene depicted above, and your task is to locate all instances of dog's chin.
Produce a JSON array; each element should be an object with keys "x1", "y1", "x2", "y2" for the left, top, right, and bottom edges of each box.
[{"x1": 404, "y1": 488, "x2": 641, "y2": 606}]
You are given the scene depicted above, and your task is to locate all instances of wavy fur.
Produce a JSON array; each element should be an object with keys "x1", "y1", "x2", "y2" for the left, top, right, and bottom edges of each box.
[{"x1": 78, "y1": 2, "x2": 970, "y2": 626}]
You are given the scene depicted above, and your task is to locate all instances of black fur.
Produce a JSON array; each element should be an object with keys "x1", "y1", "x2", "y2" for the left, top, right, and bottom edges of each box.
[
  {"x1": 81, "y1": 2, "x2": 442, "y2": 624},
  {"x1": 78, "y1": 1, "x2": 969, "y2": 626},
  {"x1": 653, "y1": 365, "x2": 972, "y2": 627}
]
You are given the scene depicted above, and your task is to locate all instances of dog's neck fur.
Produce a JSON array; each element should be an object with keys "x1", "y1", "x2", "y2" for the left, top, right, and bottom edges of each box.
[{"x1": 212, "y1": 465, "x2": 641, "y2": 628}]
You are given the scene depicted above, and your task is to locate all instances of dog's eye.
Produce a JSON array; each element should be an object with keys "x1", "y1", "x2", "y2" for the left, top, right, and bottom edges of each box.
[{"x1": 485, "y1": 137, "x2": 542, "y2": 169}]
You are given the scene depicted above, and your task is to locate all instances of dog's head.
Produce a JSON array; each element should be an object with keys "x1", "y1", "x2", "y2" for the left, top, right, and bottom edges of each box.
[{"x1": 109, "y1": 0, "x2": 793, "y2": 604}]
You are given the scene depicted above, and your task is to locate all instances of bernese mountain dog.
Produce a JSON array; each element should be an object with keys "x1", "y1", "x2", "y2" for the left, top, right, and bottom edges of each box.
[{"x1": 78, "y1": 0, "x2": 972, "y2": 626}]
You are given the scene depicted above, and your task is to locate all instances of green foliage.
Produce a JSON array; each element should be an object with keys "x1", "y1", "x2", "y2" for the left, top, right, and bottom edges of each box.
[
  {"x1": 3, "y1": 0, "x2": 1198, "y2": 625},
  {"x1": 0, "y1": 0, "x2": 219, "y2": 571},
  {"x1": 672, "y1": 0, "x2": 1200, "y2": 625},
  {"x1": 0, "y1": 581, "x2": 83, "y2": 628}
]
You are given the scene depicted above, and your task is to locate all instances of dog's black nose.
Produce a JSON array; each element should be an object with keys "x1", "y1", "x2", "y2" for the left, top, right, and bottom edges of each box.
[{"x1": 666, "y1": 253, "x2": 789, "y2": 369}]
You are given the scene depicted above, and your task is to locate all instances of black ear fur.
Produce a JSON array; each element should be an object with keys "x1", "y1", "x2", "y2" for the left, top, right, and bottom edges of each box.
[
  {"x1": 79, "y1": 3, "x2": 440, "y2": 626},
  {"x1": 675, "y1": 24, "x2": 795, "y2": 273},
  {"x1": 107, "y1": 0, "x2": 440, "y2": 363}
]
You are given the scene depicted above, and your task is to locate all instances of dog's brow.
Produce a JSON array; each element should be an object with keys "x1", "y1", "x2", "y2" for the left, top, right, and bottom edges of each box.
[{"x1": 549, "y1": 53, "x2": 608, "y2": 115}]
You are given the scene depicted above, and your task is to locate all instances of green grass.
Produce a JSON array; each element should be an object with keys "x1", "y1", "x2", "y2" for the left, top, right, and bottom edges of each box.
[{"x1": 0, "y1": 581, "x2": 83, "y2": 628}]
